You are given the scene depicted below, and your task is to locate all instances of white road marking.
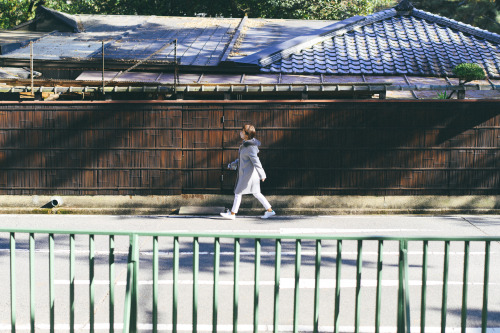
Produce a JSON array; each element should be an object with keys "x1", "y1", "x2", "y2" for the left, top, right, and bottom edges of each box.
[
  {"x1": 54, "y1": 278, "x2": 495, "y2": 288},
  {"x1": 280, "y1": 228, "x2": 437, "y2": 234},
  {"x1": 2, "y1": 324, "x2": 499, "y2": 333},
  {"x1": 0, "y1": 249, "x2": 492, "y2": 256}
]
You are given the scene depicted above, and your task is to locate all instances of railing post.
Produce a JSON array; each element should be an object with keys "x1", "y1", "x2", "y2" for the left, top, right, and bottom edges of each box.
[
  {"x1": 89, "y1": 235, "x2": 95, "y2": 333},
  {"x1": 233, "y1": 238, "x2": 240, "y2": 333},
  {"x1": 274, "y1": 239, "x2": 281, "y2": 333},
  {"x1": 153, "y1": 236, "x2": 159, "y2": 333},
  {"x1": 70, "y1": 234, "x2": 76, "y2": 333},
  {"x1": 173, "y1": 237, "x2": 179, "y2": 333},
  {"x1": 461, "y1": 241, "x2": 470, "y2": 333},
  {"x1": 29, "y1": 233, "x2": 35, "y2": 333},
  {"x1": 293, "y1": 239, "x2": 301, "y2": 333},
  {"x1": 482, "y1": 241, "x2": 491, "y2": 333},
  {"x1": 123, "y1": 234, "x2": 139, "y2": 333},
  {"x1": 49, "y1": 233, "x2": 55, "y2": 333},
  {"x1": 334, "y1": 240, "x2": 342, "y2": 333},
  {"x1": 10, "y1": 233, "x2": 16, "y2": 333},
  {"x1": 213, "y1": 238, "x2": 220, "y2": 333},
  {"x1": 375, "y1": 240, "x2": 383, "y2": 333},
  {"x1": 441, "y1": 241, "x2": 450, "y2": 333},
  {"x1": 254, "y1": 239, "x2": 261, "y2": 333},
  {"x1": 193, "y1": 237, "x2": 199, "y2": 333},
  {"x1": 109, "y1": 235, "x2": 115, "y2": 333},
  {"x1": 421, "y1": 241, "x2": 428, "y2": 333},
  {"x1": 355, "y1": 240, "x2": 363, "y2": 333},
  {"x1": 398, "y1": 240, "x2": 410, "y2": 333},
  {"x1": 313, "y1": 239, "x2": 321, "y2": 333}
]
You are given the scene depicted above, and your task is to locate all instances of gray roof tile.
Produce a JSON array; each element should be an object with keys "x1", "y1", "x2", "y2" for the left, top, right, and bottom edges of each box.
[{"x1": 261, "y1": 6, "x2": 500, "y2": 78}]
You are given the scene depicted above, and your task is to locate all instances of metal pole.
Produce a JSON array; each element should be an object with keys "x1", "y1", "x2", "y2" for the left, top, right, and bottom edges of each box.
[
  {"x1": 30, "y1": 42, "x2": 34, "y2": 95},
  {"x1": 102, "y1": 41, "x2": 105, "y2": 97},
  {"x1": 174, "y1": 39, "x2": 178, "y2": 91}
]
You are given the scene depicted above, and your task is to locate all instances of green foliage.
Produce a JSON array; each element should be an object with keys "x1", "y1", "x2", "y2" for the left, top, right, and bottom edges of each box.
[
  {"x1": 0, "y1": 0, "x2": 395, "y2": 29},
  {"x1": 2, "y1": 0, "x2": 497, "y2": 34},
  {"x1": 412, "y1": 0, "x2": 500, "y2": 33},
  {"x1": 436, "y1": 91, "x2": 448, "y2": 99},
  {"x1": 453, "y1": 63, "x2": 486, "y2": 84}
]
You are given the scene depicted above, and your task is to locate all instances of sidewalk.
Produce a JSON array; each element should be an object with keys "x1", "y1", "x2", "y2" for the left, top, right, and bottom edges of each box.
[{"x1": 1, "y1": 195, "x2": 499, "y2": 215}]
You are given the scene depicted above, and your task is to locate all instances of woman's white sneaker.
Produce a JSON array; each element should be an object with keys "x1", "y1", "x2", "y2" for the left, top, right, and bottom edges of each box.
[
  {"x1": 261, "y1": 210, "x2": 276, "y2": 219},
  {"x1": 220, "y1": 210, "x2": 236, "y2": 220}
]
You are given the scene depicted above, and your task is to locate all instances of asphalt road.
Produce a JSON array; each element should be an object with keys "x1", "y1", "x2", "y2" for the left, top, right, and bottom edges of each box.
[{"x1": 0, "y1": 214, "x2": 499, "y2": 332}]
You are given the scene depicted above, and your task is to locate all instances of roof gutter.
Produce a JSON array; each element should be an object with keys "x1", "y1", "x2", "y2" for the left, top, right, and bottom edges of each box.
[{"x1": 2, "y1": 82, "x2": 499, "y2": 94}]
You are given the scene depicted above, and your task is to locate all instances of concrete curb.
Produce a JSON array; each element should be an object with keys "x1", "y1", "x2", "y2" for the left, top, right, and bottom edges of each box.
[
  {"x1": 1, "y1": 207, "x2": 500, "y2": 215},
  {"x1": 1, "y1": 195, "x2": 499, "y2": 215}
]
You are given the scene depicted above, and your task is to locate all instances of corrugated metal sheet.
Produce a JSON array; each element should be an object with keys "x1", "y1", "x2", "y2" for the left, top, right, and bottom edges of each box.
[
  {"x1": 226, "y1": 18, "x2": 338, "y2": 61},
  {"x1": 0, "y1": 67, "x2": 41, "y2": 79},
  {"x1": 1, "y1": 14, "x2": 241, "y2": 66},
  {"x1": 1, "y1": 33, "x2": 105, "y2": 60}
]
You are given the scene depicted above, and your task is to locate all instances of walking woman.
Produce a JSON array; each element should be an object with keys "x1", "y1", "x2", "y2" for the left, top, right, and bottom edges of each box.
[{"x1": 220, "y1": 124, "x2": 276, "y2": 219}]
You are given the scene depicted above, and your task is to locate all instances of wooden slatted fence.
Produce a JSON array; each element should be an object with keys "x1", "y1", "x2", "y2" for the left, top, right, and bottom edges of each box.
[{"x1": 0, "y1": 100, "x2": 498, "y2": 195}]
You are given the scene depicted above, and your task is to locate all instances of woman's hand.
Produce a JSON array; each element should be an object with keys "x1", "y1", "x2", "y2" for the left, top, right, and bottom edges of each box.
[{"x1": 261, "y1": 178, "x2": 266, "y2": 182}]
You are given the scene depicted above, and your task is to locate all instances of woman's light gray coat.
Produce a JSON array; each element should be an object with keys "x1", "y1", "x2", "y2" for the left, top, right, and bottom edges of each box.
[{"x1": 229, "y1": 138, "x2": 267, "y2": 195}]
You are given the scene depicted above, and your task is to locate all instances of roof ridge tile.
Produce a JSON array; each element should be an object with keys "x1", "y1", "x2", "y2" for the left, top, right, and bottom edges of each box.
[{"x1": 412, "y1": 8, "x2": 500, "y2": 44}]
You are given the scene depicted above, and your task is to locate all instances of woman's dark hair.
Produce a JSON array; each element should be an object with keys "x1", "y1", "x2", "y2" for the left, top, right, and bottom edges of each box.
[{"x1": 242, "y1": 124, "x2": 256, "y2": 139}]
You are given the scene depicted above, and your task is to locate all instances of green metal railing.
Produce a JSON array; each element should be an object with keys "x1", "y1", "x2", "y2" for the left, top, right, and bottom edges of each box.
[{"x1": 1, "y1": 228, "x2": 498, "y2": 333}]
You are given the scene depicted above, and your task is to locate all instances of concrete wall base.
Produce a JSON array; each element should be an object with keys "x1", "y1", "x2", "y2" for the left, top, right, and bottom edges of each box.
[{"x1": 1, "y1": 195, "x2": 499, "y2": 215}]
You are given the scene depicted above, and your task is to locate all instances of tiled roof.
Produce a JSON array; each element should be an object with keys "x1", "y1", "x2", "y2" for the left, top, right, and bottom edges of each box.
[{"x1": 260, "y1": 6, "x2": 500, "y2": 78}]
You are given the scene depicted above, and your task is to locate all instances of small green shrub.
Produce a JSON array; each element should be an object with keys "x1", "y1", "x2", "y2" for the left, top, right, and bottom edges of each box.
[
  {"x1": 453, "y1": 63, "x2": 486, "y2": 85},
  {"x1": 436, "y1": 91, "x2": 448, "y2": 99}
]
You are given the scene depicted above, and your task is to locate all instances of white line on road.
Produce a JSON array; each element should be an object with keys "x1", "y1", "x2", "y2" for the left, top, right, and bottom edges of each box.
[
  {"x1": 54, "y1": 278, "x2": 495, "y2": 288},
  {"x1": 2, "y1": 323, "x2": 499, "y2": 333},
  {"x1": 280, "y1": 228, "x2": 437, "y2": 234},
  {"x1": 0, "y1": 249, "x2": 492, "y2": 256}
]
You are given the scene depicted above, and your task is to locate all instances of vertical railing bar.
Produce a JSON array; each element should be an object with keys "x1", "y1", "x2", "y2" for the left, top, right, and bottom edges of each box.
[
  {"x1": 109, "y1": 235, "x2": 115, "y2": 333},
  {"x1": 481, "y1": 241, "x2": 490, "y2": 333},
  {"x1": 123, "y1": 235, "x2": 135, "y2": 333},
  {"x1": 403, "y1": 241, "x2": 411, "y2": 333},
  {"x1": 421, "y1": 241, "x2": 428, "y2": 333},
  {"x1": 49, "y1": 233, "x2": 55, "y2": 333},
  {"x1": 153, "y1": 236, "x2": 159, "y2": 333},
  {"x1": 398, "y1": 241, "x2": 405, "y2": 333},
  {"x1": 334, "y1": 240, "x2": 342, "y2": 333},
  {"x1": 130, "y1": 234, "x2": 139, "y2": 333},
  {"x1": 29, "y1": 233, "x2": 35, "y2": 333},
  {"x1": 254, "y1": 238, "x2": 261, "y2": 333},
  {"x1": 70, "y1": 234, "x2": 76, "y2": 333},
  {"x1": 10, "y1": 233, "x2": 16, "y2": 333},
  {"x1": 461, "y1": 241, "x2": 470, "y2": 333},
  {"x1": 313, "y1": 239, "x2": 321, "y2": 333},
  {"x1": 89, "y1": 234, "x2": 95, "y2": 333},
  {"x1": 441, "y1": 241, "x2": 450, "y2": 333},
  {"x1": 173, "y1": 237, "x2": 179, "y2": 333},
  {"x1": 355, "y1": 240, "x2": 363, "y2": 333},
  {"x1": 131, "y1": 234, "x2": 139, "y2": 333},
  {"x1": 193, "y1": 237, "x2": 199, "y2": 333},
  {"x1": 273, "y1": 239, "x2": 281, "y2": 333},
  {"x1": 375, "y1": 240, "x2": 384, "y2": 333},
  {"x1": 233, "y1": 238, "x2": 240, "y2": 333},
  {"x1": 213, "y1": 238, "x2": 220, "y2": 333},
  {"x1": 293, "y1": 239, "x2": 302, "y2": 333}
]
